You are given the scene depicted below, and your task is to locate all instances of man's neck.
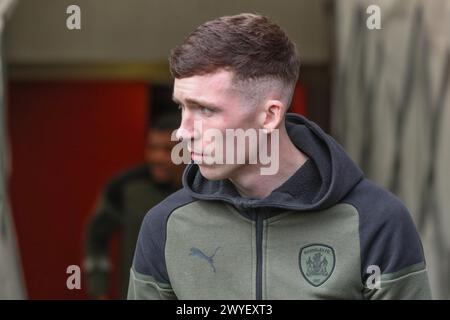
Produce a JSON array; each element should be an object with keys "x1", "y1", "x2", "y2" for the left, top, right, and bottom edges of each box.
[{"x1": 229, "y1": 128, "x2": 308, "y2": 199}]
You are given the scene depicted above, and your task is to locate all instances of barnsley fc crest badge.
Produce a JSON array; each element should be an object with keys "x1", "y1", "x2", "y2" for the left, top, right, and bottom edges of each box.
[{"x1": 299, "y1": 244, "x2": 335, "y2": 287}]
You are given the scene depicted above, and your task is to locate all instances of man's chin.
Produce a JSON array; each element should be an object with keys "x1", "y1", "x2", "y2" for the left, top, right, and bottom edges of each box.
[{"x1": 197, "y1": 163, "x2": 231, "y2": 181}]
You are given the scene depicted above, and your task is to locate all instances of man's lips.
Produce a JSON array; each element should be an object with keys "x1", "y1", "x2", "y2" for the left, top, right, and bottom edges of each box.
[
  {"x1": 189, "y1": 149, "x2": 204, "y2": 155},
  {"x1": 190, "y1": 151, "x2": 203, "y2": 160}
]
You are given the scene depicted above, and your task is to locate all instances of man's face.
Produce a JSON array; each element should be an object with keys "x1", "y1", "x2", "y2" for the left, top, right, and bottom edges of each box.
[
  {"x1": 173, "y1": 69, "x2": 260, "y2": 180},
  {"x1": 146, "y1": 129, "x2": 179, "y2": 184}
]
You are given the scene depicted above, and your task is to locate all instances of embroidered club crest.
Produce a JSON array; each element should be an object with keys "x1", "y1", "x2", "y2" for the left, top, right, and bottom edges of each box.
[{"x1": 299, "y1": 244, "x2": 335, "y2": 287}]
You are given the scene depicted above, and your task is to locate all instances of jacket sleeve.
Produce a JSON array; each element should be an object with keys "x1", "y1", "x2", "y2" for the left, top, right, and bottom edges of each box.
[
  {"x1": 357, "y1": 189, "x2": 432, "y2": 299},
  {"x1": 127, "y1": 207, "x2": 177, "y2": 300},
  {"x1": 345, "y1": 179, "x2": 432, "y2": 299},
  {"x1": 362, "y1": 262, "x2": 431, "y2": 299},
  {"x1": 127, "y1": 189, "x2": 194, "y2": 299},
  {"x1": 84, "y1": 184, "x2": 123, "y2": 298},
  {"x1": 127, "y1": 267, "x2": 176, "y2": 299}
]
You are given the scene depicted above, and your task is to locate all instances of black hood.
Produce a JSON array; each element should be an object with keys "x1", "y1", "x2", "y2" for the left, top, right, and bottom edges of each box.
[{"x1": 182, "y1": 113, "x2": 364, "y2": 212}]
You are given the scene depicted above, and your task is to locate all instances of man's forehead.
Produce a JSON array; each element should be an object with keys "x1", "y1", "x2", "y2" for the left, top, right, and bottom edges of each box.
[{"x1": 173, "y1": 70, "x2": 235, "y2": 101}]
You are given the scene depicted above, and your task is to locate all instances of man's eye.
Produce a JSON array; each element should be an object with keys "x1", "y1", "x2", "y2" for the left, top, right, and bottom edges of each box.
[{"x1": 199, "y1": 106, "x2": 213, "y2": 115}]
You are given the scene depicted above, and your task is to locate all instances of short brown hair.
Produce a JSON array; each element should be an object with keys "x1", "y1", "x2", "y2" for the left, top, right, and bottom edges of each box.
[{"x1": 169, "y1": 13, "x2": 300, "y2": 87}]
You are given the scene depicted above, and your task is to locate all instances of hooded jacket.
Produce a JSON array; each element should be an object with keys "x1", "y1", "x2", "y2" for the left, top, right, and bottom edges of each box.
[{"x1": 128, "y1": 114, "x2": 431, "y2": 300}]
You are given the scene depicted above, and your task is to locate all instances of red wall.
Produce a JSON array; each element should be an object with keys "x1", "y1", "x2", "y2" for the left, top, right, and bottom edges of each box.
[
  {"x1": 291, "y1": 84, "x2": 307, "y2": 116},
  {"x1": 7, "y1": 81, "x2": 148, "y2": 299}
]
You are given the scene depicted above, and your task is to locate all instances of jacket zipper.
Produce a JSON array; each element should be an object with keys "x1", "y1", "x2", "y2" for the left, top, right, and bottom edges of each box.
[{"x1": 255, "y1": 211, "x2": 263, "y2": 300}]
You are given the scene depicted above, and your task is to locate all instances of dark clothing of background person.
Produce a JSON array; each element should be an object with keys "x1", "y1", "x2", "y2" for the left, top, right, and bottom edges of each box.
[{"x1": 84, "y1": 164, "x2": 176, "y2": 299}]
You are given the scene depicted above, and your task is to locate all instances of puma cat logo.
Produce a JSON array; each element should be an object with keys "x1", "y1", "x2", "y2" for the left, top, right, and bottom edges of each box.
[{"x1": 189, "y1": 247, "x2": 221, "y2": 273}]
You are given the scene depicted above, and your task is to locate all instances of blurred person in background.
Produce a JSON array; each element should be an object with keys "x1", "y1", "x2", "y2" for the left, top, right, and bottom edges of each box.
[{"x1": 84, "y1": 112, "x2": 183, "y2": 299}]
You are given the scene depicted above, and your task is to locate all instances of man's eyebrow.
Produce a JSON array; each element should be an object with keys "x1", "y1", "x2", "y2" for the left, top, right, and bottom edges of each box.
[{"x1": 173, "y1": 96, "x2": 221, "y2": 109}]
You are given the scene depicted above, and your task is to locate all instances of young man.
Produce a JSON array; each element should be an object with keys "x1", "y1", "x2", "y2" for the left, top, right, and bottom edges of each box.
[{"x1": 128, "y1": 14, "x2": 431, "y2": 299}]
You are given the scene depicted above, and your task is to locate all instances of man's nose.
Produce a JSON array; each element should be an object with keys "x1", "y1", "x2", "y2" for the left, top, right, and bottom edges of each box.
[{"x1": 176, "y1": 112, "x2": 198, "y2": 142}]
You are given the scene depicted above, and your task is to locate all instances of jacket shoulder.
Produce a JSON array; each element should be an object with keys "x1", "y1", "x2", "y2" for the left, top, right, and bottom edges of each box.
[
  {"x1": 132, "y1": 188, "x2": 195, "y2": 283},
  {"x1": 342, "y1": 179, "x2": 426, "y2": 279}
]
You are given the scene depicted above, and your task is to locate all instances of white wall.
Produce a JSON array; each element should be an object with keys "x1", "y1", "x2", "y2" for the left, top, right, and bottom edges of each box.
[{"x1": 4, "y1": 0, "x2": 330, "y2": 65}]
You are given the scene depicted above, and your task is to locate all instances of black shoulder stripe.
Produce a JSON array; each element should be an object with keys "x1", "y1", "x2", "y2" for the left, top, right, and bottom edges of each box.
[{"x1": 132, "y1": 188, "x2": 196, "y2": 283}]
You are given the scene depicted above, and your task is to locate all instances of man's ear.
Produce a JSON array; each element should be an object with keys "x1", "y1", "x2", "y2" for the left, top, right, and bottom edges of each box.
[{"x1": 261, "y1": 99, "x2": 285, "y2": 133}]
